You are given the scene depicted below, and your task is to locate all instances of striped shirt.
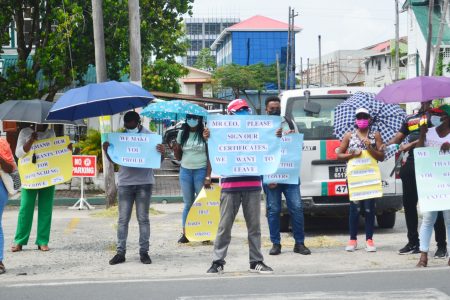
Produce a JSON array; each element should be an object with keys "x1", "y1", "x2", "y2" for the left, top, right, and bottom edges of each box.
[{"x1": 220, "y1": 175, "x2": 262, "y2": 192}]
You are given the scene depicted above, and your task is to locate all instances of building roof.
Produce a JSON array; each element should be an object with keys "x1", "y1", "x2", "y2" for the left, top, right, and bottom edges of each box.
[{"x1": 211, "y1": 15, "x2": 302, "y2": 50}]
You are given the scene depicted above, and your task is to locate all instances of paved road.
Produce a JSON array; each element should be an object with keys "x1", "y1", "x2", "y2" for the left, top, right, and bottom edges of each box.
[{"x1": 2, "y1": 267, "x2": 449, "y2": 299}]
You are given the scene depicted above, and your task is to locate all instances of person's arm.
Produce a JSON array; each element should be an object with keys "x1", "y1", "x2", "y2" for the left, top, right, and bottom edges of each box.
[
  {"x1": 336, "y1": 132, "x2": 361, "y2": 161},
  {"x1": 367, "y1": 132, "x2": 385, "y2": 161},
  {"x1": 416, "y1": 125, "x2": 427, "y2": 148},
  {"x1": 0, "y1": 156, "x2": 13, "y2": 173},
  {"x1": 16, "y1": 128, "x2": 37, "y2": 158},
  {"x1": 102, "y1": 141, "x2": 114, "y2": 163},
  {"x1": 204, "y1": 143, "x2": 212, "y2": 188}
]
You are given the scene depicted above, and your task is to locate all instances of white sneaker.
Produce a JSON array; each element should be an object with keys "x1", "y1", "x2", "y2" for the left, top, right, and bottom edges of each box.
[
  {"x1": 365, "y1": 239, "x2": 377, "y2": 252},
  {"x1": 345, "y1": 240, "x2": 357, "y2": 252}
]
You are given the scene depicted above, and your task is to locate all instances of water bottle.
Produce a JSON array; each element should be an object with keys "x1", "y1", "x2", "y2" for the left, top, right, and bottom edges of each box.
[{"x1": 385, "y1": 144, "x2": 399, "y2": 152}]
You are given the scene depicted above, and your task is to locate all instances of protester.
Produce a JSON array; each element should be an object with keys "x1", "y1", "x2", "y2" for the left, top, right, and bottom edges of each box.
[
  {"x1": 103, "y1": 111, "x2": 164, "y2": 265},
  {"x1": 262, "y1": 96, "x2": 310, "y2": 256},
  {"x1": 0, "y1": 137, "x2": 15, "y2": 274},
  {"x1": 205, "y1": 99, "x2": 279, "y2": 274},
  {"x1": 11, "y1": 124, "x2": 56, "y2": 252},
  {"x1": 173, "y1": 114, "x2": 211, "y2": 244},
  {"x1": 385, "y1": 103, "x2": 447, "y2": 257},
  {"x1": 337, "y1": 108, "x2": 385, "y2": 252},
  {"x1": 416, "y1": 104, "x2": 450, "y2": 267}
]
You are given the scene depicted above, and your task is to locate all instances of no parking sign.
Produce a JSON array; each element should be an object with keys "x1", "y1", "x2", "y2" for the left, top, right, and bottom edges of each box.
[{"x1": 72, "y1": 155, "x2": 97, "y2": 177}]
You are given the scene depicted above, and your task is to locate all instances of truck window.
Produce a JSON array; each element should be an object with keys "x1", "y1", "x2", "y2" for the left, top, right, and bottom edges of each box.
[{"x1": 285, "y1": 96, "x2": 347, "y2": 140}]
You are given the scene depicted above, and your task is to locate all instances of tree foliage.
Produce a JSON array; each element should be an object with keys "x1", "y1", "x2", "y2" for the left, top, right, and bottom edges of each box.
[
  {"x1": 142, "y1": 59, "x2": 188, "y2": 93},
  {"x1": 194, "y1": 48, "x2": 216, "y2": 71}
]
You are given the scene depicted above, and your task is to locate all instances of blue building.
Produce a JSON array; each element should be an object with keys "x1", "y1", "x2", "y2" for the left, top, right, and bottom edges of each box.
[{"x1": 211, "y1": 15, "x2": 301, "y2": 67}]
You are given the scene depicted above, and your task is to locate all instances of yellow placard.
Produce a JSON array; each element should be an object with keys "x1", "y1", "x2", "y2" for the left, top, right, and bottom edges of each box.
[
  {"x1": 346, "y1": 150, "x2": 383, "y2": 201},
  {"x1": 18, "y1": 136, "x2": 73, "y2": 189},
  {"x1": 185, "y1": 185, "x2": 221, "y2": 242}
]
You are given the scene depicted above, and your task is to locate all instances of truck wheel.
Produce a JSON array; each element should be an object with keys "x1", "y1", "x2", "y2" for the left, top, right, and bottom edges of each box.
[
  {"x1": 377, "y1": 212, "x2": 396, "y2": 228},
  {"x1": 280, "y1": 214, "x2": 291, "y2": 232}
]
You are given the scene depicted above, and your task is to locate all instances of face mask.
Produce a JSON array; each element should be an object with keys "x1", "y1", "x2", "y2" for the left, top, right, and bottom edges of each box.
[
  {"x1": 268, "y1": 109, "x2": 281, "y2": 116},
  {"x1": 126, "y1": 127, "x2": 139, "y2": 133},
  {"x1": 431, "y1": 115, "x2": 442, "y2": 127},
  {"x1": 187, "y1": 119, "x2": 199, "y2": 128},
  {"x1": 355, "y1": 119, "x2": 369, "y2": 129},
  {"x1": 234, "y1": 109, "x2": 250, "y2": 115}
]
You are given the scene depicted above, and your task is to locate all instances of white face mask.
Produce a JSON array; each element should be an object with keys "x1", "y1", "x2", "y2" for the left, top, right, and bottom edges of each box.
[
  {"x1": 187, "y1": 119, "x2": 199, "y2": 128},
  {"x1": 431, "y1": 116, "x2": 442, "y2": 127},
  {"x1": 127, "y1": 127, "x2": 139, "y2": 133}
]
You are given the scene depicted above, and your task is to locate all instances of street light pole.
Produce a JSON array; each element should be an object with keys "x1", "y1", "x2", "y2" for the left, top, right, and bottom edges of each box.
[
  {"x1": 394, "y1": 0, "x2": 400, "y2": 80},
  {"x1": 128, "y1": 0, "x2": 142, "y2": 86}
]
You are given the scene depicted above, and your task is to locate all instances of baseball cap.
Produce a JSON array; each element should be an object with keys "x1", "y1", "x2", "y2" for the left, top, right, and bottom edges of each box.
[
  {"x1": 227, "y1": 99, "x2": 249, "y2": 113},
  {"x1": 355, "y1": 107, "x2": 370, "y2": 116}
]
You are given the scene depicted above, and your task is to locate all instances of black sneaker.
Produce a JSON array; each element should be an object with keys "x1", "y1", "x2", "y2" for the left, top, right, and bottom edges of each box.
[
  {"x1": 140, "y1": 252, "x2": 152, "y2": 264},
  {"x1": 398, "y1": 243, "x2": 420, "y2": 255},
  {"x1": 269, "y1": 244, "x2": 281, "y2": 255},
  {"x1": 434, "y1": 247, "x2": 448, "y2": 259},
  {"x1": 109, "y1": 253, "x2": 126, "y2": 265},
  {"x1": 249, "y1": 261, "x2": 273, "y2": 274},
  {"x1": 206, "y1": 262, "x2": 224, "y2": 274},
  {"x1": 294, "y1": 243, "x2": 311, "y2": 255},
  {"x1": 178, "y1": 234, "x2": 189, "y2": 244}
]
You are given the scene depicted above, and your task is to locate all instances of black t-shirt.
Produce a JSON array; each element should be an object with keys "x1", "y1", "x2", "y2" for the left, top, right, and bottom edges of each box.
[{"x1": 399, "y1": 112, "x2": 429, "y2": 161}]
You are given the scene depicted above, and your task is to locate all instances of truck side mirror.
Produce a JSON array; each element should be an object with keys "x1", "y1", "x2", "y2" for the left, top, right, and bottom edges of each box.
[{"x1": 304, "y1": 101, "x2": 321, "y2": 114}]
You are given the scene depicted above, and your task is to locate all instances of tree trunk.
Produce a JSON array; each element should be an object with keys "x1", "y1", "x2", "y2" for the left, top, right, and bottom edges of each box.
[
  {"x1": 431, "y1": 0, "x2": 449, "y2": 75},
  {"x1": 92, "y1": 0, "x2": 117, "y2": 208},
  {"x1": 424, "y1": 0, "x2": 434, "y2": 76},
  {"x1": 128, "y1": 0, "x2": 142, "y2": 87}
]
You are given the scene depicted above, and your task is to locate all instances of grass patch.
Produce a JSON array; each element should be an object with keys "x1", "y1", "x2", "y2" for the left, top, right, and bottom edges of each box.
[{"x1": 91, "y1": 206, "x2": 163, "y2": 218}]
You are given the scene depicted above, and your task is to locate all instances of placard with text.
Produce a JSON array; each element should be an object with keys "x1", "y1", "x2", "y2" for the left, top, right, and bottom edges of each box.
[
  {"x1": 72, "y1": 155, "x2": 97, "y2": 177},
  {"x1": 207, "y1": 115, "x2": 281, "y2": 176}
]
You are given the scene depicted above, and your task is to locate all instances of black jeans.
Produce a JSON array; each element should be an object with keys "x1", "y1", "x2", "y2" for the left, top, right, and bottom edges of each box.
[{"x1": 400, "y1": 159, "x2": 447, "y2": 248}]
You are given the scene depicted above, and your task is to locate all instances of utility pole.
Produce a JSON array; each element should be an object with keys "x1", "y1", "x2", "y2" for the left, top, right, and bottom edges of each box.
[
  {"x1": 290, "y1": 8, "x2": 298, "y2": 89},
  {"x1": 285, "y1": 6, "x2": 291, "y2": 90},
  {"x1": 276, "y1": 53, "x2": 281, "y2": 94},
  {"x1": 432, "y1": 0, "x2": 449, "y2": 75},
  {"x1": 300, "y1": 57, "x2": 303, "y2": 89},
  {"x1": 394, "y1": 0, "x2": 400, "y2": 80},
  {"x1": 307, "y1": 58, "x2": 310, "y2": 88},
  {"x1": 318, "y1": 35, "x2": 322, "y2": 87},
  {"x1": 128, "y1": 0, "x2": 142, "y2": 86},
  {"x1": 424, "y1": 0, "x2": 434, "y2": 76},
  {"x1": 92, "y1": 0, "x2": 117, "y2": 207}
]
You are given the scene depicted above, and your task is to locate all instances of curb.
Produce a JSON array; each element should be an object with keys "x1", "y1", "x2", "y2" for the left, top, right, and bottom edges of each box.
[{"x1": 7, "y1": 195, "x2": 183, "y2": 206}]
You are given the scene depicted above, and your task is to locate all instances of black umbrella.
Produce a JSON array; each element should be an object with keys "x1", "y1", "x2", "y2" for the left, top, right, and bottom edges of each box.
[{"x1": 0, "y1": 99, "x2": 85, "y2": 126}]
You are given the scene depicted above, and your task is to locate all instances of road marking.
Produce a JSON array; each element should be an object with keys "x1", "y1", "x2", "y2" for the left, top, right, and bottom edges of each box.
[
  {"x1": 64, "y1": 218, "x2": 80, "y2": 234},
  {"x1": 4, "y1": 266, "x2": 450, "y2": 288}
]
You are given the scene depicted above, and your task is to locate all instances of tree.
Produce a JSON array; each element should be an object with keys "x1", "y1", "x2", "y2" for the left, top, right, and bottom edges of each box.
[
  {"x1": 194, "y1": 48, "x2": 216, "y2": 71},
  {"x1": 142, "y1": 59, "x2": 188, "y2": 93}
]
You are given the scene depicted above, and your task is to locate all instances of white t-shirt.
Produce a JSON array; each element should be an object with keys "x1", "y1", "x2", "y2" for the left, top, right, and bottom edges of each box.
[
  {"x1": 425, "y1": 127, "x2": 450, "y2": 147},
  {"x1": 15, "y1": 127, "x2": 56, "y2": 158}
]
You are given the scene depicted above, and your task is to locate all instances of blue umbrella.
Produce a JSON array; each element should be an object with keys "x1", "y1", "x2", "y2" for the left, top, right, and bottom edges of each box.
[
  {"x1": 46, "y1": 81, "x2": 154, "y2": 121},
  {"x1": 140, "y1": 100, "x2": 208, "y2": 120},
  {"x1": 333, "y1": 92, "x2": 406, "y2": 159}
]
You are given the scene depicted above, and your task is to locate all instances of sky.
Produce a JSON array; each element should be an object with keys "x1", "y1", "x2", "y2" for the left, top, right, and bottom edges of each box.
[{"x1": 187, "y1": 0, "x2": 408, "y2": 63}]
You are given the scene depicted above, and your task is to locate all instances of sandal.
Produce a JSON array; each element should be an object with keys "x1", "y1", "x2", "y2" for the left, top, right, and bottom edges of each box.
[
  {"x1": 11, "y1": 244, "x2": 22, "y2": 252},
  {"x1": 37, "y1": 245, "x2": 49, "y2": 251},
  {"x1": 0, "y1": 262, "x2": 5, "y2": 274}
]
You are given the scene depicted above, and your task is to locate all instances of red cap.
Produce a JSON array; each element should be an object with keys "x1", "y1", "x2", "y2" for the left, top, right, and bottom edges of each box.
[{"x1": 227, "y1": 99, "x2": 249, "y2": 113}]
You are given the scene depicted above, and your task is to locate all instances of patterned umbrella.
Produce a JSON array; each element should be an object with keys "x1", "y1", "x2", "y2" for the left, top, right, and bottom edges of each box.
[
  {"x1": 140, "y1": 100, "x2": 208, "y2": 120},
  {"x1": 333, "y1": 92, "x2": 406, "y2": 159}
]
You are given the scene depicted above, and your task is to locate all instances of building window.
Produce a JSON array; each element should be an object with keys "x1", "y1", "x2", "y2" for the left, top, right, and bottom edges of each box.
[
  {"x1": 2, "y1": 24, "x2": 12, "y2": 47},
  {"x1": 187, "y1": 56, "x2": 197, "y2": 66},
  {"x1": 377, "y1": 60, "x2": 381, "y2": 71},
  {"x1": 205, "y1": 39, "x2": 215, "y2": 48},
  {"x1": 23, "y1": 6, "x2": 34, "y2": 45},
  {"x1": 186, "y1": 23, "x2": 202, "y2": 35},
  {"x1": 189, "y1": 40, "x2": 203, "y2": 51},
  {"x1": 205, "y1": 23, "x2": 221, "y2": 35}
]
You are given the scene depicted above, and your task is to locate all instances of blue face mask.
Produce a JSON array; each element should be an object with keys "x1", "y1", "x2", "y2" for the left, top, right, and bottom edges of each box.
[
  {"x1": 234, "y1": 109, "x2": 250, "y2": 115},
  {"x1": 127, "y1": 127, "x2": 139, "y2": 133},
  {"x1": 431, "y1": 116, "x2": 442, "y2": 127},
  {"x1": 187, "y1": 118, "x2": 199, "y2": 128}
]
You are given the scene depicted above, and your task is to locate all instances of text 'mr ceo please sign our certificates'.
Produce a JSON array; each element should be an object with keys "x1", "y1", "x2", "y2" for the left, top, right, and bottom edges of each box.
[
  {"x1": 207, "y1": 115, "x2": 282, "y2": 176},
  {"x1": 414, "y1": 147, "x2": 450, "y2": 212},
  {"x1": 107, "y1": 133, "x2": 162, "y2": 169}
]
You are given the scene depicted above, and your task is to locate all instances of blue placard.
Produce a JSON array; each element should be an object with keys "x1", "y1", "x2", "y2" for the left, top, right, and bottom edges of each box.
[
  {"x1": 207, "y1": 115, "x2": 282, "y2": 176},
  {"x1": 107, "y1": 133, "x2": 162, "y2": 168},
  {"x1": 264, "y1": 133, "x2": 303, "y2": 184}
]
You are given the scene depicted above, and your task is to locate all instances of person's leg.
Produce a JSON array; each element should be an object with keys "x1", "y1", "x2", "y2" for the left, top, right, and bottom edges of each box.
[
  {"x1": 0, "y1": 181, "x2": 8, "y2": 262},
  {"x1": 443, "y1": 210, "x2": 450, "y2": 256},
  {"x1": 364, "y1": 199, "x2": 375, "y2": 241},
  {"x1": 212, "y1": 191, "x2": 241, "y2": 265},
  {"x1": 264, "y1": 184, "x2": 282, "y2": 245},
  {"x1": 35, "y1": 186, "x2": 55, "y2": 246},
  {"x1": 399, "y1": 160, "x2": 420, "y2": 246},
  {"x1": 116, "y1": 185, "x2": 135, "y2": 255},
  {"x1": 135, "y1": 184, "x2": 152, "y2": 255},
  {"x1": 434, "y1": 211, "x2": 447, "y2": 250},
  {"x1": 283, "y1": 184, "x2": 305, "y2": 244},
  {"x1": 179, "y1": 167, "x2": 195, "y2": 228},
  {"x1": 14, "y1": 188, "x2": 38, "y2": 245},
  {"x1": 192, "y1": 167, "x2": 207, "y2": 197},
  {"x1": 241, "y1": 190, "x2": 264, "y2": 263},
  {"x1": 419, "y1": 211, "x2": 438, "y2": 253},
  {"x1": 348, "y1": 201, "x2": 359, "y2": 240}
]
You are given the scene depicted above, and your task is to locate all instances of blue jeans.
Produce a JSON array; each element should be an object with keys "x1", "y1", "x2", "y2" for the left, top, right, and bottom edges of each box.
[
  {"x1": 263, "y1": 183, "x2": 305, "y2": 244},
  {"x1": 349, "y1": 199, "x2": 375, "y2": 240},
  {"x1": 179, "y1": 167, "x2": 207, "y2": 227},
  {"x1": 117, "y1": 184, "x2": 152, "y2": 255},
  {"x1": 419, "y1": 210, "x2": 450, "y2": 253},
  {"x1": 0, "y1": 181, "x2": 7, "y2": 261}
]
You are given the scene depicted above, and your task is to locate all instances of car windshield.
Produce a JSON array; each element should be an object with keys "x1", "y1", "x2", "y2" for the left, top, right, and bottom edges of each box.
[{"x1": 285, "y1": 95, "x2": 347, "y2": 140}]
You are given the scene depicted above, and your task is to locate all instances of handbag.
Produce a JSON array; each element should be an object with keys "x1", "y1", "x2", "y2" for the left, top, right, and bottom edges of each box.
[{"x1": 0, "y1": 168, "x2": 21, "y2": 195}]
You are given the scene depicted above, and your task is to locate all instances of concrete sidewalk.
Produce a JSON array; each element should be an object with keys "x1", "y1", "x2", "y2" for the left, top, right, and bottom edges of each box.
[{"x1": 0, "y1": 203, "x2": 440, "y2": 284}]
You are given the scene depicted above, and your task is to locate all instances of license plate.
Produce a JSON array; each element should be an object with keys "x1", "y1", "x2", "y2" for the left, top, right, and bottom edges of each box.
[{"x1": 329, "y1": 166, "x2": 347, "y2": 179}]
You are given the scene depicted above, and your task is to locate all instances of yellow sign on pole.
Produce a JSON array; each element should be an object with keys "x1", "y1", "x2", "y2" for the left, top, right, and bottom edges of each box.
[
  {"x1": 18, "y1": 136, "x2": 73, "y2": 189},
  {"x1": 185, "y1": 185, "x2": 221, "y2": 242},
  {"x1": 346, "y1": 150, "x2": 383, "y2": 201}
]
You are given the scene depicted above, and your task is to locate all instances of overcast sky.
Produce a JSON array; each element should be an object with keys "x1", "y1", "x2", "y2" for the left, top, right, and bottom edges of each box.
[{"x1": 187, "y1": 0, "x2": 407, "y2": 63}]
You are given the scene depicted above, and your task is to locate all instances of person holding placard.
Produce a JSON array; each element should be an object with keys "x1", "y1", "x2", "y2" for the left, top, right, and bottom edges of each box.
[
  {"x1": 416, "y1": 104, "x2": 450, "y2": 267},
  {"x1": 11, "y1": 124, "x2": 56, "y2": 253},
  {"x1": 262, "y1": 96, "x2": 310, "y2": 256},
  {"x1": 337, "y1": 108, "x2": 385, "y2": 252},
  {"x1": 103, "y1": 111, "x2": 164, "y2": 265},
  {"x1": 204, "y1": 99, "x2": 277, "y2": 274},
  {"x1": 173, "y1": 114, "x2": 211, "y2": 244},
  {"x1": 0, "y1": 137, "x2": 15, "y2": 274}
]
